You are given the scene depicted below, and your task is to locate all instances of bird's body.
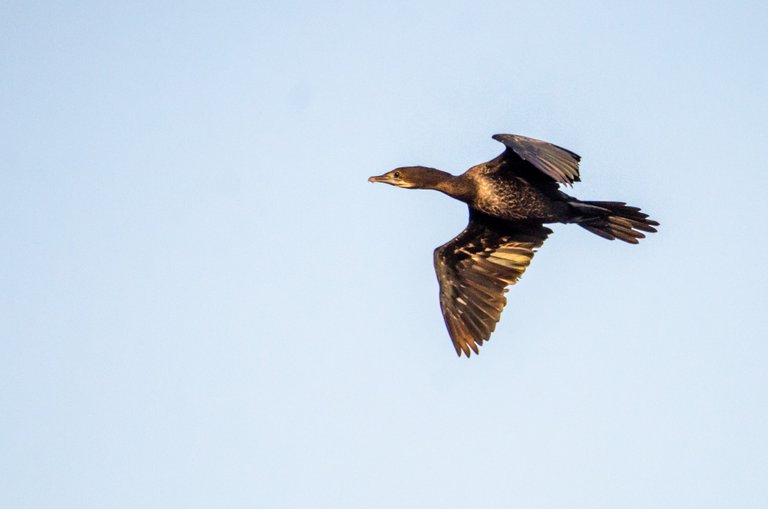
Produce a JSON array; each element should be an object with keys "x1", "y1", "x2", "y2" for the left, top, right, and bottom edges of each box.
[
  {"x1": 369, "y1": 134, "x2": 658, "y2": 357},
  {"x1": 453, "y1": 169, "x2": 569, "y2": 222}
]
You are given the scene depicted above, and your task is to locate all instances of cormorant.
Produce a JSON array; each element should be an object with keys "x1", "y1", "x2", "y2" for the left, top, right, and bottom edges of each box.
[{"x1": 369, "y1": 134, "x2": 658, "y2": 357}]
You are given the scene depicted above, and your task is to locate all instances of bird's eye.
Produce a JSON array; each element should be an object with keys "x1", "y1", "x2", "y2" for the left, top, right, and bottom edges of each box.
[{"x1": 393, "y1": 171, "x2": 401, "y2": 178}]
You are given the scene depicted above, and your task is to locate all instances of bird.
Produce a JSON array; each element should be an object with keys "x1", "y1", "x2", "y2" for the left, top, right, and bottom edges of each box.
[{"x1": 368, "y1": 134, "x2": 658, "y2": 357}]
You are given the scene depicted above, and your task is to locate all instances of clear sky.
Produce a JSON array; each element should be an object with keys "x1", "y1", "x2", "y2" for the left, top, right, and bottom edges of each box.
[{"x1": 2, "y1": 1, "x2": 767, "y2": 507}]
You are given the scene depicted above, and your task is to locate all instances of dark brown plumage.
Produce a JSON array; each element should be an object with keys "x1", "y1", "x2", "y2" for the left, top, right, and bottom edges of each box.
[{"x1": 369, "y1": 134, "x2": 659, "y2": 357}]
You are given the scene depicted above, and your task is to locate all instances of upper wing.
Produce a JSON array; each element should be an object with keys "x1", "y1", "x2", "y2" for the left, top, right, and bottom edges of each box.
[
  {"x1": 491, "y1": 134, "x2": 581, "y2": 186},
  {"x1": 433, "y1": 211, "x2": 552, "y2": 357}
]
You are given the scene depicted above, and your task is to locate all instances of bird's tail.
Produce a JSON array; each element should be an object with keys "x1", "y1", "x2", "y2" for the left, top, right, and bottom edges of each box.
[{"x1": 569, "y1": 200, "x2": 659, "y2": 244}]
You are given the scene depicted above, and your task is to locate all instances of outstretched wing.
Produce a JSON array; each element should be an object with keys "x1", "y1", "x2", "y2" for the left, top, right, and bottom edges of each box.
[
  {"x1": 433, "y1": 211, "x2": 552, "y2": 357},
  {"x1": 491, "y1": 134, "x2": 581, "y2": 186}
]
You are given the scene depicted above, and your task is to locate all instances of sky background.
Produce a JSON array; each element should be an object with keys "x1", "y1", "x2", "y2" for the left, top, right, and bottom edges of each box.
[{"x1": 2, "y1": 1, "x2": 767, "y2": 508}]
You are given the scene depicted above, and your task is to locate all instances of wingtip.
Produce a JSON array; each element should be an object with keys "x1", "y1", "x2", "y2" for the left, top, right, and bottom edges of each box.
[
  {"x1": 456, "y1": 339, "x2": 480, "y2": 358},
  {"x1": 454, "y1": 340, "x2": 479, "y2": 358}
]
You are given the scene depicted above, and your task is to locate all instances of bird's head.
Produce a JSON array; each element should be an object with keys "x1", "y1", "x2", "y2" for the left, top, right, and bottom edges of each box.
[{"x1": 368, "y1": 166, "x2": 450, "y2": 189}]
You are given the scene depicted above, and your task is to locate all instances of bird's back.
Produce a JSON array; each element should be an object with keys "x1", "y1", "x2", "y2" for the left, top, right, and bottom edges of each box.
[{"x1": 464, "y1": 163, "x2": 570, "y2": 222}]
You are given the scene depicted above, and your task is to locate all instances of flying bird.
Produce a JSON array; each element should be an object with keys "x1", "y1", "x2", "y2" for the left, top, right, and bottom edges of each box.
[{"x1": 369, "y1": 134, "x2": 658, "y2": 357}]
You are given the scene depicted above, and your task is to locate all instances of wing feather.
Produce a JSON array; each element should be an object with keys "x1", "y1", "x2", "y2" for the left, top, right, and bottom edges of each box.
[
  {"x1": 491, "y1": 133, "x2": 581, "y2": 185},
  {"x1": 433, "y1": 212, "x2": 552, "y2": 357}
]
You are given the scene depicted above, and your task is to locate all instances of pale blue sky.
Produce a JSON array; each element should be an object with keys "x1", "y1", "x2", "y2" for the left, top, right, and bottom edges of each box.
[{"x1": 2, "y1": 1, "x2": 767, "y2": 508}]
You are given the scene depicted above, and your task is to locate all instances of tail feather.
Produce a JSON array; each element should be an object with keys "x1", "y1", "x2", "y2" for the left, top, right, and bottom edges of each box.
[{"x1": 572, "y1": 200, "x2": 659, "y2": 244}]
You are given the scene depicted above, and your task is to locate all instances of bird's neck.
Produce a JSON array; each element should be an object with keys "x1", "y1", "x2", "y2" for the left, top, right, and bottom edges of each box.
[{"x1": 430, "y1": 173, "x2": 473, "y2": 202}]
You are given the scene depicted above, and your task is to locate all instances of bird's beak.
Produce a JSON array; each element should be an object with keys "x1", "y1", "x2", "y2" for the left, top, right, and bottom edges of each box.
[{"x1": 368, "y1": 174, "x2": 390, "y2": 184}]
